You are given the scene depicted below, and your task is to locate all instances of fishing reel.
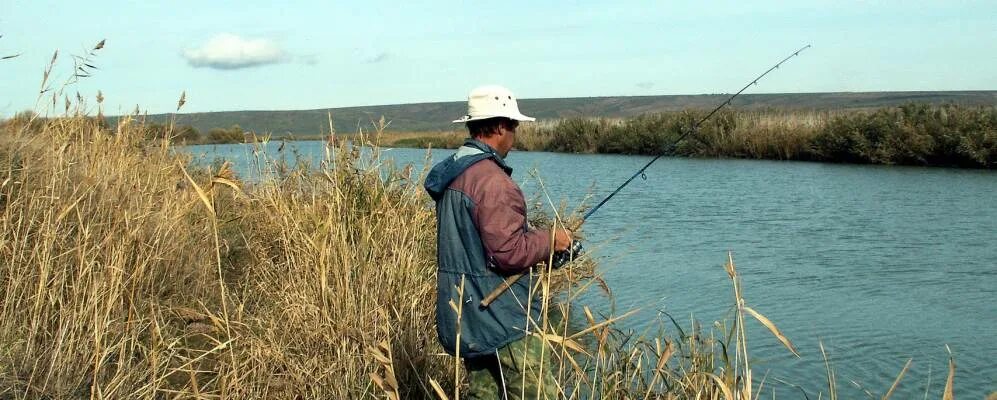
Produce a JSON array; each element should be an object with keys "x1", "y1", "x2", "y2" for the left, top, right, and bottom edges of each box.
[{"x1": 551, "y1": 240, "x2": 584, "y2": 269}]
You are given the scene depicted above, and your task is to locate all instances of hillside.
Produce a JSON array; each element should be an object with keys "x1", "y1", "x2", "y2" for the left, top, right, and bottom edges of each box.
[{"x1": 118, "y1": 91, "x2": 996, "y2": 135}]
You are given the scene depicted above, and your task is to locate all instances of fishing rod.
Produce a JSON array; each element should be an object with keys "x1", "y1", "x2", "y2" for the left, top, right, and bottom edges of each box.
[
  {"x1": 582, "y1": 44, "x2": 811, "y2": 222},
  {"x1": 480, "y1": 44, "x2": 811, "y2": 308}
]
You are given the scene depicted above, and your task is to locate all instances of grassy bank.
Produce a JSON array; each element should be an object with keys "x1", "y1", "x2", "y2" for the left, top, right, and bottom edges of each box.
[
  {"x1": 0, "y1": 110, "x2": 961, "y2": 399},
  {"x1": 106, "y1": 103, "x2": 997, "y2": 169},
  {"x1": 391, "y1": 104, "x2": 996, "y2": 168},
  {"x1": 524, "y1": 103, "x2": 996, "y2": 168}
]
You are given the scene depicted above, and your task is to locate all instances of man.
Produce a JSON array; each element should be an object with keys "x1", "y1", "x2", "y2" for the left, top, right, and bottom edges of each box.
[{"x1": 424, "y1": 85, "x2": 572, "y2": 399}]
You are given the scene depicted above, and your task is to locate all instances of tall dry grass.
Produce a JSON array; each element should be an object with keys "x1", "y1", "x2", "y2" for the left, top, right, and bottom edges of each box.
[
  {"x1": 0, "y1": 111, "x2": 452, "y2": 398},
  {"x1": 0, "y1": 109, "x2": 960, "y2": 398}
]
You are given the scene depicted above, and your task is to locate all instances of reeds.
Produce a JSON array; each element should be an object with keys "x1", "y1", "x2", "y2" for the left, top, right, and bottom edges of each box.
[
  {"x1": 0, "y1": 110, "x2": 965, "y2": 398},
  {"x1": 0, "y1": 106, "x2": 453, "y2": 397},
  {"x1": 1, "y1": 115, "x2": 227, "y2": 398}
]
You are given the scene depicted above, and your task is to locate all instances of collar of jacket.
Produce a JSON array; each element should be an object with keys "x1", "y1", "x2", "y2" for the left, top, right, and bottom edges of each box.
[
  {"x1": 423, "y1": 138, "x2": 514, "y2": 201},
  {"x1": 462, "y1": 139, "x2": 512, "y2": 175}
]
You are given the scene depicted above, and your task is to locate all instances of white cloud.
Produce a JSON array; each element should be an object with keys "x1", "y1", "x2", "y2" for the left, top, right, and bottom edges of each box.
[{"x1": 183, "y1": 34, "x2": 285, "y2": 70}]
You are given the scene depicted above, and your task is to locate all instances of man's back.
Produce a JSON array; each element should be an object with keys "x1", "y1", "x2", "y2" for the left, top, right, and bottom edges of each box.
[
  {"x1": 426, "y1": 85, "x2": 571, "y2": 399},
  {"x1": 428, "y1": 140, "x2": 547, "y2": 357}
]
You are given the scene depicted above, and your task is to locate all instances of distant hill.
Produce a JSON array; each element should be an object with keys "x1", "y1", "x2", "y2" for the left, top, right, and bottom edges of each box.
[{"x1": 118, "y1": 91, "x2": 996, "y2": 135}]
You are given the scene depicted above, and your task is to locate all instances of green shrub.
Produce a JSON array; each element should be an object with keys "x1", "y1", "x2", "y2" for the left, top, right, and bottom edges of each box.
[
  {"x1": 174, "y1": 125, "x2": 201, "y2": 142},
  {"x1": 602, "y1": 113, "x2": 687, "y2": 155},
  {"x1": 206, "y1": 125, "x2": 245, "y2": 144},
  {"x1": 524, "y1": 104, "x2": 993, "y2": 168},
  {"x1": 143, "y1": 123, "x2": 200, "y2": 142},
  {"x1": 812, "y1": 104, "x2": 996, "y2": 167},
  {"x1": 544, "y1": 118, "x2": 604, "y2": 153},
  {"x1": 390, "y1": 135, "x2": 463, "y2": 149}
]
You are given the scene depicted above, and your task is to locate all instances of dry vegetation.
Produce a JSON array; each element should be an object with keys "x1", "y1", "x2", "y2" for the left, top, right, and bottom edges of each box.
[
  {"x1": 0, "y1": 112, "x2": 449, "y2": 398},
  {"x1": 0, "y1": 110, "x2": 960, "y2": 399}
]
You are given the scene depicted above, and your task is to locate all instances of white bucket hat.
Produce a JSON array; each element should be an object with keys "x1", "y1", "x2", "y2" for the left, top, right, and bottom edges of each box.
[{"x1": 452, "y1": 85, "x2": 536, "y2": 123}]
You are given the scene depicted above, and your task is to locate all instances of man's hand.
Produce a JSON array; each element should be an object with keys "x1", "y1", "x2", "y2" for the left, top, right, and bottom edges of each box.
[{"x1": 553, "y1": 227, "x2": 573, "y2": 252}]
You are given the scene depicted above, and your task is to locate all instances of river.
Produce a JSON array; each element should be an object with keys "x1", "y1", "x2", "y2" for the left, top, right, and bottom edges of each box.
[{"x1": 185, "y1": 141, "x2": 996, "y2": 398}]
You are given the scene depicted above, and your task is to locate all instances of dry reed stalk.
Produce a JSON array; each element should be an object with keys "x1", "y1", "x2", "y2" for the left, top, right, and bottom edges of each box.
[
  {"x1": 368, "y1": 341, "x2": 400, "y2": 400},
  {"x1": 881, "y1": 358, "x2": 912, "y2": 400},
  {"x1": 820, "y1": 339, "x2": 837, "y2": 400},
  {"x1": 449, "y1": 276, "x2": 465, "y2": 400},
  {"x1": 741, "y1": 307, "x2": 799, "y2": 358},
  {"x1": 726, "y1": 251, "x2": 750, "y2": 400},
  {"x1": 429, "y1": 378, "x2": 450, "y2": 400},
  {"x1": 641, "y1": 339, "x2": 674, "y2": 400},
  {"x1": 942, "y1": 345, "x2": 955, "y2": 400}
]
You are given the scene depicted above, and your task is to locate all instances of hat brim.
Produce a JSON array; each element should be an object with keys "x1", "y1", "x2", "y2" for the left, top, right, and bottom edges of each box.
[{"x1": 452, "y1": 113, "x2": 536, "y2": 123}]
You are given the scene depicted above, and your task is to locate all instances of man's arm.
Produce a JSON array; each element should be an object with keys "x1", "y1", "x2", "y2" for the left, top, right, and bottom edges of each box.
[{"x1": 472, "y1": 174, "x2": 551, "y2": 273}]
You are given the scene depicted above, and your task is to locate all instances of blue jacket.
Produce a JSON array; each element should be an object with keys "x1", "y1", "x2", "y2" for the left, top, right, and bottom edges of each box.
[{"x1": 424, "y1": 139, "x2": 550, "y2": 358}]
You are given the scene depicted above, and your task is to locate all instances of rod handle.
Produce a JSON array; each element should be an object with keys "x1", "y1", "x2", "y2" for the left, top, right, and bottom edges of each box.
[{"x1": 479, "y1": 272, "x2": 527, "y2": 308}]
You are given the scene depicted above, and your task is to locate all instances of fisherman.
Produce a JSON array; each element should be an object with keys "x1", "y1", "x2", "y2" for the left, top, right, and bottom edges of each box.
[{"x1": 424, "y1": 85, "x2": 573, "y2": 399}]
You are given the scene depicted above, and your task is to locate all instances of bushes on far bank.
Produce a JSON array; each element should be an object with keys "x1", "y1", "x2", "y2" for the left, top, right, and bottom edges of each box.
[
  {"x1": 206, "y1": 124, "x2": 247, "y2": 144},
  {"x1": 518, "y1": 109, "x2": 822, "y2": 159},
  {"x1": 118, "y1": 102, "x2": 993, "y2": 167},
  {"x1": 516, "y1": 103, "x2": 996, "y2": 168},
  {"x1": 389, "y1": 133, "x2": 464, "y2": 149},
  {"x1": 811, "y1": 103, "x2": 996, "y2": 167},
  {"x1": 144, "y1": 123, "x2": 246, "y2": 144},
  {"x1": 144, "y1": 123, "x2": 201, "y2": 142}
]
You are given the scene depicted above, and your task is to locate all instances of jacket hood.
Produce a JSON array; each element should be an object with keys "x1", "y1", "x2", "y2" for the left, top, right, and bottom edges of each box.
[{"x1": 424, "y1": 139, "x2": 512, "y2": 201}]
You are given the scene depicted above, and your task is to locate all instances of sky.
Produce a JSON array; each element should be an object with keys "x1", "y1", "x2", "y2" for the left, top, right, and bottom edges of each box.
[{"x1": 1, "y1": 0, "x2": 995, "y2": 117}]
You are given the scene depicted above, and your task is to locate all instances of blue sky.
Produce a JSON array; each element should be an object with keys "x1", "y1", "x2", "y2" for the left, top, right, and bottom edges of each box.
[{"x1": 1, "y1": 0, "x2": 994, "y2": 117}]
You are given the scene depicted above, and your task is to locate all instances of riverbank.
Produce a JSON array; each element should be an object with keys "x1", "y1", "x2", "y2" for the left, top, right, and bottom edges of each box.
[
  {"x1": 0, "y1": 113, "x2": 961, "y2": 398},
  {"x1": 105, "y1": 103, "x2": 996, "y2": 169},
  {"x1": 389, "y1": 104, "x2": 996, "y2": 169}
]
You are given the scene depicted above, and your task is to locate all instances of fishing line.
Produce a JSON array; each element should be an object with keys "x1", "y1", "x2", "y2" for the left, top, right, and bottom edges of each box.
[{"x1": 582, "y1": 44, "x2": 812, "y2": 222}]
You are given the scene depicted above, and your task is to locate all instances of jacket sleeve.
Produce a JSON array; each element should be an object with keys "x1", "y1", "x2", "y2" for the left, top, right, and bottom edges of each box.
[{"x1": 471, "y1": 172, "x2": 552, "y2": 273}]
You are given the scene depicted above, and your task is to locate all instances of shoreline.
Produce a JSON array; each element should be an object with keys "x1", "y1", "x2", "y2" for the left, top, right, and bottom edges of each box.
[{"x1": 179, "y1": 103, "x2": 996, "y2": 170}]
